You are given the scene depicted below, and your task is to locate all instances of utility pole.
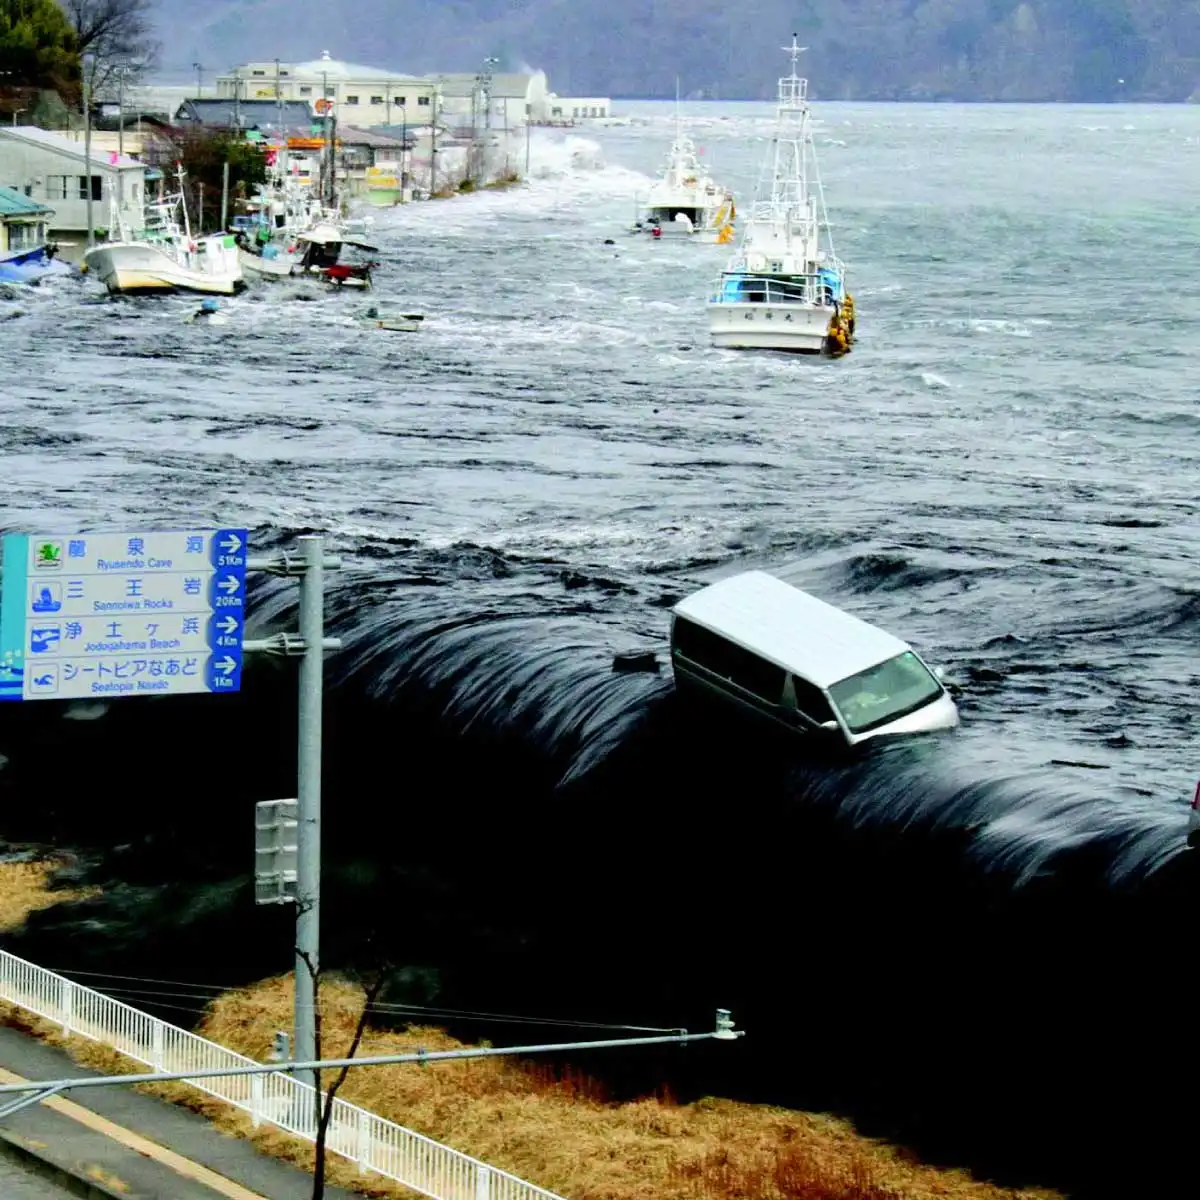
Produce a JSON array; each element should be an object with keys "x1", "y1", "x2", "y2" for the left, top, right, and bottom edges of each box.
[
  {"x1": 322, "y1": 70, "x2": 332, "y2": 207},
  {"x1": 429, "y1": 78, "x2": 438, "y2": 196},
  {"x1": 220, "y1": 159, "x2": 230, "y2": 230},
  {"x1": 193, "y1": 62, "x2": 204, "y2": 98},
  {"x1": 477, "y1": 56, "x2": 498, "y2": 186},
  {"x1": 293, "y1": 534, "x2": 325, "y2": 1092},
  {"x1": 232, "y1": 70, "x2": 241, "y2": 130},
  {"x1": 116, "y1": 65, "x2": 126, "y2": 216},
  {"x1": 274, "y1": 58, "x2": 283, "y2": 132},
  {"x1": 83, "y1": 56, "x2": 94, "y2": 249}
]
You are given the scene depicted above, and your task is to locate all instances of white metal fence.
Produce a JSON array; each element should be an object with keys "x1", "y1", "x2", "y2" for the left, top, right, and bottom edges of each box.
[{"x1": 0, "y1": 948, "x2": 565, "y2": 1200}]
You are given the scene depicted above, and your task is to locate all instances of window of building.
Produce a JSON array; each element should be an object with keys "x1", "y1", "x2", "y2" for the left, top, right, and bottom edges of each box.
[
  {"x1": 252, "y1": 69, "x2": 265, "y2": 76},
  {"x1": 323, "y1": 87, "x2": 335, "y2": 98},
  {"x1": 299, "y1": 85, "x2": 312, "y2": 96},
  {"x1": 280, "y1": 70, "x2": 289, "y2": 77},
  {"x1": 44, "y1": 175, "x2": 69, "y2": 200},
  {"x1": 572, "y1": 107, "x2": 579, "y2": 118},
  {"x1": 79, "y1": 175, "x2": 102, "y2": 201},
  {"x1": 370, "y1": 95, "x2": 384, "y2": 105},
  {"x1": 417, "y1": 95, "x2": 430, "y2": 106},
  {"x1": 345, "y1": 95, "x2": 359, "y2": 104},
  {"x1": 396, "y1": 96, "x2": 406, "y2": 106}
]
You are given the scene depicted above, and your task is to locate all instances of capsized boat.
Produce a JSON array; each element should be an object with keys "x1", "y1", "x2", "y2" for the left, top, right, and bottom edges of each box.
[
  {"x1": 83, "y1": 168, "x2": 244, "y2": 297},
  {"x1": 706, "y1": 36, "x2": 855, "y2": 355},
  {"x1": 632, "y1": 91, "x2": 735, "y2": 243},
  {"x1": 0, "y1": 245, "x2": 70, "y2": 286}
]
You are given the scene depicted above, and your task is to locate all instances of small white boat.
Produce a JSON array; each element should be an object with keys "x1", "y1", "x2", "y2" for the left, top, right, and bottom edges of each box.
[
  {"x1": 361, "y1": 307, "x2": 423, "y2": 332},
  {"x1": 185, "y1": 299, "x2": 229, "y2": 325},
  {"x1": 83, "y1": 169, "x2": 244, "y2": 297},
  {"x1": 295, "y1": 224, "x2": 379, "y2": 288},
  {"x1": 633, "y1": 89, "x2": 735, "y2": 244},
  {"x1": 237, "y1": 244, "x2": 300, "y2": 279},
  {"x1": 706, "y1": 36, "x2": 855, "y2": 355}
]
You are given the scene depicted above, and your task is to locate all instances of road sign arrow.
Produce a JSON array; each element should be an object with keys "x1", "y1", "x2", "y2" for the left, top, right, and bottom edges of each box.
[
  {"x1": 217, "y1": 615, "x2": 240, "y2": 635},
  {"x1": 219, "y1": 533, "x2": 243, "y2": 554},
  {"x1": 214, "y1": 655, "x2": 239, "y2": 676},
  {"x1": 217, "y1": 575, "x2": 241, "y2": 595}
]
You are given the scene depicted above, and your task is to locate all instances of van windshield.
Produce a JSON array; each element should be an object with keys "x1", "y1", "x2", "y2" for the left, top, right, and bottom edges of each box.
[{"x1": 827, "y1": 651, "x2": 943, "y2": 735}]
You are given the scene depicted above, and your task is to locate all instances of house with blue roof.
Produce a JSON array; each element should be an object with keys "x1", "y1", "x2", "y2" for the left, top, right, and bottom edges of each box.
[{"x1": 0, "y1": 186, "x2": 57, "y2": 281}]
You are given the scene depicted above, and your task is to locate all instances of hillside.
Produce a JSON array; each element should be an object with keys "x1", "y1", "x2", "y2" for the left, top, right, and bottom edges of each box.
[{"x1": 152, "y1": 0, "x2": 1200, "y2": 101}]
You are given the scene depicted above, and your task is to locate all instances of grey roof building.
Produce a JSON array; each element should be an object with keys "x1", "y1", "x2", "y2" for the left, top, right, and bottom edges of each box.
[{"x1": 174, "y1": 98, "x2": 317, "y2": 134}]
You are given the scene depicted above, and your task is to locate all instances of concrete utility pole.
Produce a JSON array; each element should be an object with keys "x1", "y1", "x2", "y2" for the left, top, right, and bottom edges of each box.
[
  {"x1": 429, "y1": 78, "x2": 439, "y2": 195},
  {"x1": 275, "y1": 58, "x2": 283, "y2": 132},
  {"x1": 293, "y1": 534, "x2": 325, "y2": 1090},
  {"x1": 83, "y1": 56, "x2": 94, "y2": 248},
  {"x1": 193, "y1": 62, "x2": 204, "y2": 98}
]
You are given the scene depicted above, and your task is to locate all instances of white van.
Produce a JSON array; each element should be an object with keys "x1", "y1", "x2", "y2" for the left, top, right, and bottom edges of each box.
[{"x1": 670, "y1": 570, "x2": 959, "y2": 746}]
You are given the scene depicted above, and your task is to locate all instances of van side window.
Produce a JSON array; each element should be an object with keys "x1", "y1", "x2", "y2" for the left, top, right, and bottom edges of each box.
[
  {"x1": 673, "y1": 618, "x2": 786, "y2": 702},
  {"x1": 791, "y1": 675, "x2": 836, "y2": 725}
]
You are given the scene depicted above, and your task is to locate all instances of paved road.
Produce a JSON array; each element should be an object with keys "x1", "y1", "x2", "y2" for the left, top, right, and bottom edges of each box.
[
  {"x1": 0, "y1": 1025, "x2": 358, "y2": 1199},
  {"x1": 0, "y1": 1153, "x2": 80, "y2": 1198}
]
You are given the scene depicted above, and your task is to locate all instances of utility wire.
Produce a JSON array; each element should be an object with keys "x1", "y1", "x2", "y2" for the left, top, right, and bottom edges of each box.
[{"x1": 48, "y1": 968, "x2": 679, "y2": 1032}]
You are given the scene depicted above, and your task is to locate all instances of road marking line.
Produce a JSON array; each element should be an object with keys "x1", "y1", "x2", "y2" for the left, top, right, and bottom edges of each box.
[{"x1": 0, "y1": 1066, "x2": 268, "y2": 1199}]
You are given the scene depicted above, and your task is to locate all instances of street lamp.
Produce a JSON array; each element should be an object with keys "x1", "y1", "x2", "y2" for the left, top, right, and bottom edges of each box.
[{"x1": 192, "y1": 61, "x2": 203, "y2": 98}]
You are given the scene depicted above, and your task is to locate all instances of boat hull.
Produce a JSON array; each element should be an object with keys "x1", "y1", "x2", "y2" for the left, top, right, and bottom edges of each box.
[
  {"x1": 238, "y1": 248, "x2": 298, "y2": 279},
  {"x1": 707, "y1": 300, "x2": 834, "y2": 353},
  {"x1": 84, "y1": 243, "x2": 243, "y2": 296}
]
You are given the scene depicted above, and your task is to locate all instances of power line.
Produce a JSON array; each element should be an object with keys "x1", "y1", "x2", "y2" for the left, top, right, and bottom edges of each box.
[{"x1": 47, "y1": 968, "x2": 680, "y2": 1033}]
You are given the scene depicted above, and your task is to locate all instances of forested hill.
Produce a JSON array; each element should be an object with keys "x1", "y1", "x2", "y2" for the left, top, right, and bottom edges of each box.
[{"x1": 158, "y1": 0, "x2": 1200, "y2": 102}]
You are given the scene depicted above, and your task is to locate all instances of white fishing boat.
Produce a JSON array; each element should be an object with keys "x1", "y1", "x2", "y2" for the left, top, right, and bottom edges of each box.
[
  {"x1": 707, "y1": 36, "x2": 855, "y2": 355},
  {"x1": 293, "y1": 222, "x2": 379, "y2": 288},
  {"x1": 237, "y1": 242, "x2": 300, "y2": 279},
  {"x1": 633, "y1": 91, "x2": 735, "y2": 243},
  {"x1": 83, "y1": 168, "x2": 244, "y2": 297}
]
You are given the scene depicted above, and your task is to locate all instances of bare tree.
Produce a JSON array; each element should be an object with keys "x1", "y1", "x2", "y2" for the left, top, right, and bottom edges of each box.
[
  {"x1": 58, "y1": 0, "x2": 158, "y2": 99},
  {"x1": 296, "y1": 948, "x2": 387, "y2": 1200}
]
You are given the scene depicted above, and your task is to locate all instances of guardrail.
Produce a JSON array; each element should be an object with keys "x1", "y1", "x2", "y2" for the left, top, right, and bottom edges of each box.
[{"x1": 0, "y1": 948, "x2": 564, "y2": 1200}]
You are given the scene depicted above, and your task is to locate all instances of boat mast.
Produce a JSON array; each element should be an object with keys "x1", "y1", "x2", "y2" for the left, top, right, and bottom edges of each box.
[
  {"x1": 176, "y1": 162, "x2": 193, "y2": 243},
  {"x1": 764, "y1": 34, "x2": 814, "y2": 243}
]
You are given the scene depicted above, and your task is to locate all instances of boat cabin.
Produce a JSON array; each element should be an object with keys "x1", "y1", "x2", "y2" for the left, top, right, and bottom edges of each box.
[
  {"x1": 646, "y1": 206, "x2": 702, "y2": 230},
  {"x1": 670, "y1": 570, "x2": 958, "y2": 747}
]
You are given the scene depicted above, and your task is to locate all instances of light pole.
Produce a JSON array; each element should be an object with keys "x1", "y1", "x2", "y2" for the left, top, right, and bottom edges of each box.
[{"x1": 192, "y1": 62, "x2": 203, "y2": 98}]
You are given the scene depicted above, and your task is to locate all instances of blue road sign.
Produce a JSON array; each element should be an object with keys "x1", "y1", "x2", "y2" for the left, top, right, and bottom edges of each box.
[{"x1": 0, "y1": 529, "x2": 248, "y2": 701}]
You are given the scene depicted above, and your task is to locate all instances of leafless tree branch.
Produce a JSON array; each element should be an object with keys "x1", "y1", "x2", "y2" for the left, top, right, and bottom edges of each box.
[{"x1": 58, "y1": 0, "x2": 158, "y2": 98}]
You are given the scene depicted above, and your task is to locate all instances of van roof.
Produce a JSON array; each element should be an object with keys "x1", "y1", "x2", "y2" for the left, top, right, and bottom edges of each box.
[{"x1": 671, "y1": 570, "x2": 911, "y2": 688}]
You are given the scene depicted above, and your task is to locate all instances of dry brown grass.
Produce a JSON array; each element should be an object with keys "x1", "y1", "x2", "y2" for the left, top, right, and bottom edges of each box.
[
  {"x1": 0, "y1": 859, "x2": 98, "y2": 932},
  {"x1": 193, "y1": 975, "x2": 1060, "y2": 1200},
  {"x1": 0, "y1": 857, "x2": 1061, "y2": 1200}
]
